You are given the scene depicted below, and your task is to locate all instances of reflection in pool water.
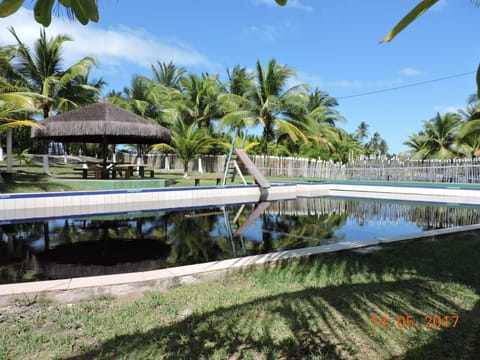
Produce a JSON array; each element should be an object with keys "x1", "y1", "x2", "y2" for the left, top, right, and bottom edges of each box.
[{"x1": 1, "y1": 196, "x2": 479, "y2": 284}]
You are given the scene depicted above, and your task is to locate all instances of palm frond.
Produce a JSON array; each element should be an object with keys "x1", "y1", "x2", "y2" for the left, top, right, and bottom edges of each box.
[
  {"x1": 380, "y1": 0, "x2": 440, "y2": 43},
  {"x1": 0, "y1": 119, "x2": 42, "y2": 132}
]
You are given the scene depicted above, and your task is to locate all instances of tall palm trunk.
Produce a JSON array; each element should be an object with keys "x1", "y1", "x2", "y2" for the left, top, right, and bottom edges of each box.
[{"x1": 42, "y1": 103, "x2": 50, "y2": 119}]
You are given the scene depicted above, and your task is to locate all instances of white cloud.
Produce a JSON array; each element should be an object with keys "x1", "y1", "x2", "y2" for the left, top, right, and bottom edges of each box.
[
  {"x1": 327, "y1": 79, "x2": 364, "y2": 89},
  {"x1": 401, "y1": 67, "x2": 424, "y2": 76},
  {"x1": 294, "y1": 70, "x2": 323, "y2": 89},
  {"x1": 242, "y1": 25, "x2": 279, "y2": 42},
  {"x1": 251, "y1": 0, "x2": 313, "y2": 12},
  {"x1": 0, "y1": 8, "x2": 217, "y2": 71},
  {"x1": 241, "y1": 19, "x2": 297, "y2": 42}
]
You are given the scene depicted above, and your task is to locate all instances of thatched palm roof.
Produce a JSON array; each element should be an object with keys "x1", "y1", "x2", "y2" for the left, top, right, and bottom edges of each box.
[{"x1": 31, "y1": 102, "x2": 171, "y2": 144}]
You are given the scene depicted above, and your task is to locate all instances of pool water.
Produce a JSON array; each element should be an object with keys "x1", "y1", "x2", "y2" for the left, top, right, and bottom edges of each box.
[{"x1": 1, "y1": 196, "x2": 479, "y2": 283}]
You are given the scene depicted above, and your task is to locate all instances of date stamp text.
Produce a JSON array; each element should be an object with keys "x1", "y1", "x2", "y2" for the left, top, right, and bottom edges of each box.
[{"x1": 371, "y1": 315, "x2": 459, "y2": 329}]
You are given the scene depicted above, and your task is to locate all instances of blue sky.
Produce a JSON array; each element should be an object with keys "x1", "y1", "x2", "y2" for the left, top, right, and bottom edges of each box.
[{"x1": 1, "y1": 0, "x2": 479, "y2": 154}]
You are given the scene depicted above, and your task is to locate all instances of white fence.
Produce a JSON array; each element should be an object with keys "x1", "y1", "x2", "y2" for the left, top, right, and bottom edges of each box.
[{"x1": 121, "y1": 153, "x2": 480, "y2": 183}]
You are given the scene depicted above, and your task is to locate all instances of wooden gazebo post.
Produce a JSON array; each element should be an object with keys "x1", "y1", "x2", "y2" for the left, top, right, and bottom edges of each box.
[{"x1": 102, "y1": 135, "x2": 108, "y2": 167}]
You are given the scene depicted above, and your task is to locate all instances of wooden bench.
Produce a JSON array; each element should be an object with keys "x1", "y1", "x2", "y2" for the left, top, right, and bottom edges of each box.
[{"x1": 191, "y1": 174, "x2": 226, "y2": 186}]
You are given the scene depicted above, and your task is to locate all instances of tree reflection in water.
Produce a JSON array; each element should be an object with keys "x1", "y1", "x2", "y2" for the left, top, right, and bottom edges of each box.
[
  {"x1": 1, "y1": 197, "x2": 480, "y2": 283},
  {"x1": 164, "y1": 210, "x2": 224, "y2": 266}
]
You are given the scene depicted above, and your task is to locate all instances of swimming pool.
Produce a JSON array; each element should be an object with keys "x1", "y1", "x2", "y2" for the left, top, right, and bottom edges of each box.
[{"x1": 2, "y1": 194, "x2": 479, "y2": 284}]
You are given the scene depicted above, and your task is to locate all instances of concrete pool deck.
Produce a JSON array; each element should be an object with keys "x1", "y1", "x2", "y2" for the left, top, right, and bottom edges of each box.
[{"x1": 1, "y1": 181, "x2": 480, "y2": 305}]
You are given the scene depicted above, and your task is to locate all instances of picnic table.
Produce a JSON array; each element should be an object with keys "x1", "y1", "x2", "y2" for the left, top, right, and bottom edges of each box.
[
  {"x1": 114, "y1": 164, "x2": 154, "y2": 179},
  {"x1": 74, "y1": 166, "x2": 106, "y2": 179},
  {"x1": 74, "y1": 164, "x2": 154, "y2": 179}
]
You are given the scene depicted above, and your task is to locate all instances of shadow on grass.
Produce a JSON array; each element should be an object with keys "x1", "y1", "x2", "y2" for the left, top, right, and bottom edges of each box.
[
  {"x1": 62, "y1": 234, "x2": 480, "y2": 359},
  {"x1": 63, "y1": 280, "x2": 479, "y2": 359}
]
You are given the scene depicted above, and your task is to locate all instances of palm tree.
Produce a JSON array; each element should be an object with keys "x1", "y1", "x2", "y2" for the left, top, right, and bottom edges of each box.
[
  {"x1": 112, "y1": 75, "x2": 163, "y2": 120},
  {"x1": 0, "y1": 89, "x2": 42, "y2": 172},
  {"x1": 331, "y1": 129, "x2": 363, "y2": 163},
  {"x1": 218, "y1": 134, "x2": 259, "y2": 154},
  {"x1": 151, "y1": 61, "x2": 186, "y2": 89},
  {"x1": 108, "y1": 74, "x2": 175, "y2": 158},
  {"x1": 179, "y1": 72, "x2": 224, "y2": 130},
  {"x1": 0, "y1": 93, "x2": 40, "y2": 132},
  {"x1": 402, "y1": 132, "x2": 429, "y2": 160},
  {"x1": 297, "y1": 88, "x2": 343, "y2": 155},
  {"x1": 57, "y1": 71, "x2": 105, "y2": 111},
  {"x1": 365, "y1": 132, "x2": 389, "y2": 157},
  {"x1": 306, "y1": 88, "x2": 342, "y2": 126},
  {"x1": 226, "y1": 65, "x2": 254, "y2": 97},
  {"x1": 7, "y1": 27, "x2": 101, "y2": 119},
  {"x1": 251, "y1": 59, "x2": 309, "y2": 155},
  {"x1": 0, "y1": 44, "x2": 43, "y2": 169},
  {"x1": 151, "y1": 118, "x2": 218, "y2": 176},
  {"x1": 217, "y1": 66, "x2": 257, "y2": 139},
  {"x1": 412, "y1": 113, "x2": 467, "y2": 160},
  {"x1": 355, "y1": 122, "x2": 370, "y2": 143},
  {"x1": 457, "y1": 95, "x2": 480, "y2": 156}
]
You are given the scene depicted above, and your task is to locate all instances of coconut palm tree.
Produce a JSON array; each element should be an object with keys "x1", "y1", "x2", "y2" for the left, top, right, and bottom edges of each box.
[
  {"x1": 457, "y1": 95, "x2": 480, "y2": 156},
  {"x1": 331, "y1": 129, "x2": 364, "y2": 163},
  {"x1": 178, "y1": 72, "x2": 224, "y2": 130},
  {"x1": 411, "y1": 113, "x2": 468, "y2": 160},
  {"x1": 14, "y1": 25, "x2": 104, "y2": 154},
  {"x1": 226, "y1": 65, "x2": 255, "y2": 97},
  {"x1": 151, "y1": 61, "x2": 186, "y2": 90},
  {"x1": 0, "y1": 93, "x2": 40, "y2": 132},
  {"x1": 217, "y1": 66, "x2": 258, "y2": 140},
  {"x1": 0, "y1": 88, "x2": 42, "y2": 173},
  {"x1": 7, "y1": 27, "x2": 101, "y2": 119},
  {"x1": 364, "y1": 132, "x2": 389, "y2": 158},
  {"x1": 0, "y1": 43, "x2": 44, "y2": 166},
  {"x1": 151, "y1": 118, "x2": 218, "y2": 176},
  {"x1": 108, "y1": 74, "x2": 173, "y2": 157},
  {"x1": 111, "y1": 75, "x2": 164, "y2": 121},
  {"x1": 295, "y1": 88, "x2": 343, "y2": 155},
  {"x1": 402, "y1": 132, "x2": 429, "y2": 160},
  {"x1": 217, "y1": 134, "x2": 259, "y2": 154},
  {"x1": 251, "y1": 59, "x2": 309, "y2": 155},
  {"x1": 305, "y1": 88, "x2": 342, "y2": 126},
  {"x1": 355, "y1": 122, "x2": 370, "y2": 143}
]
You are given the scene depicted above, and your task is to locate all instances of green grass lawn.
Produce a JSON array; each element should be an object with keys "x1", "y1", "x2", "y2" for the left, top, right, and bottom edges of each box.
[
  {"x1": 0, "y1": 159, "x2": 267, "y2": 192},
  {"x1": 1, "y1": 233, "x2": 479, "y2": 359}
]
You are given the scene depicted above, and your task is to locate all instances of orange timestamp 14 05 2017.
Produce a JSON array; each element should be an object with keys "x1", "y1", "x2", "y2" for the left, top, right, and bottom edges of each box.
[{"x1": 371, "y1": 315, "x2": 460, "y2": 329}]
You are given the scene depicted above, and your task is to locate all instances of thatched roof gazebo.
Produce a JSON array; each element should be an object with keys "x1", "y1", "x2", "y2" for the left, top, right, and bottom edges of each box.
[{"x1": 31, "y1": 102, "x2": 171, "y2": 165}]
